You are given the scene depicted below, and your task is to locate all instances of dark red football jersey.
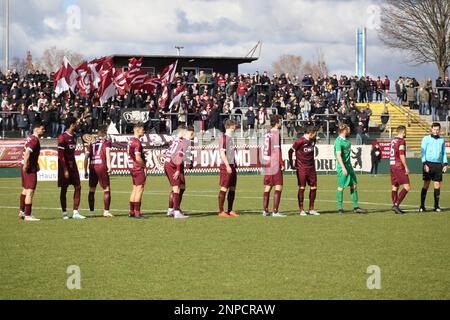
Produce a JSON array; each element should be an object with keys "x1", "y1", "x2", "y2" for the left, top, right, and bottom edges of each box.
[
  {"x1": 58, "y1": 131, "x2": 77, "y2": 169},
  {"x1": 390, "y1": 137, "x2": 406, "y2": 168},
  {"x1": 291, "y1": 136, "x2": 316, "y2": 169},
  {"x1": 87, "y1": 138, "x2": 111, "y2": 169},
  {"x1": 127, "y1": 137, "x2": 145, "y2": 171},
  {"x1": 23, "y1": 134, "x2": 41, "y2": 173}
]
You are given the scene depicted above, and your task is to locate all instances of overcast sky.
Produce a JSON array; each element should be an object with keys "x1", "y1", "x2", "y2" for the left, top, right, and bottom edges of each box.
[{"x1": 0, "y1": 0, "x2": 439, "y2": 80}]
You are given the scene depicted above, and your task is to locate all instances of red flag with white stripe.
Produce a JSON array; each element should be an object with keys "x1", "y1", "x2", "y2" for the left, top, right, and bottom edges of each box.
[
  {"x1": 158, "y1": 60, "x2": 178, "y2": 108},
  {"x1": 142, "y1": 77, "x2": 161, "y2": 93},
  {"x1": 113, "y1": 68, "x2": 128, "y2": 95},
  {"x1": 98, "y1": 61, "x2": 116, "y2": 104},
  {"x1": 129, "y1": 69, "x2": 147, "y2": 91},
  {"x1": 88, "y1": 57, "x2": 108, "y2": 89},
  {"x1": 75, "y1": 61, "x2": 93, "y2": 97},
  {"x1": 168, "y1": 84, "x2": 186, "y2": 110},
  {"x1": 54, "y1": 56, "x2": 78, "y2": 95}
]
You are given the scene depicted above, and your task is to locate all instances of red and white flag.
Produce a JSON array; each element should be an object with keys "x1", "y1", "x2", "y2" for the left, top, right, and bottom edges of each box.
[
  {"x1": 54, "y1": 56, "x2": 78, "y2": 95},
  {"x1": 98, "y1": 61, "x2": 116, "y2": 104},
  {"x1": 113, "y1": 68, "x2": 128, "y2": 95},
  {"x1": 158, "y1": 60, "x2": 178, "y2": 108},
  {"x1": 88, "y1": 57, "x2": 108, "y2": 89},
  {"x1": 129, "y1": 69, "x2": 147, "y2": 91},
  {"x1": 142, "y1": 77, "x2": 161, "y2": 93},
  {"x1": 168, "y1": 84, "x2": 186, "y2": 110},
  {"x1": 126, "y1": 57, "x2": 143, "y2": 82},
  {"x1": 75, "y1": 61, "x2": 93, "y2": 97}
]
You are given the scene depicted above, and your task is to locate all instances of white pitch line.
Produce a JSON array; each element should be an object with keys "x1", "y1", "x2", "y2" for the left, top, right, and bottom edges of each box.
[{"x1": 0, "y1": 186, "x2": 448, "y2": 194}]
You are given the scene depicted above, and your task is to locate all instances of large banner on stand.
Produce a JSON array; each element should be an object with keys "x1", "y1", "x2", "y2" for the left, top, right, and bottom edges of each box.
[
  {"x1": 2, "y1": 135, "x2": 373, "y2": 180},
  {"x1": 0, "y1": 139, "x2": 25, "y2": 168},
  {"x1": 281, "y1": 145, "x2": 372, "y2": 172}
]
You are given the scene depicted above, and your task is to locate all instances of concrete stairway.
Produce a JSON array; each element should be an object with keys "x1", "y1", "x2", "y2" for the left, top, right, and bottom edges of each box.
[{"x1": 356, "y1": 102, "x2": 434, "y2": 156}]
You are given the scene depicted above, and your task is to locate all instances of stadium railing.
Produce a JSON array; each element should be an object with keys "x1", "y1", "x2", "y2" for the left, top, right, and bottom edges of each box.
[{"x1": 0, "y1": 111, "x2": 22, "y2": 138}]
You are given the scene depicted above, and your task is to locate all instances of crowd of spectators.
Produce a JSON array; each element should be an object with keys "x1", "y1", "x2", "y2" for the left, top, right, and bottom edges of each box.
[
  {"x1": 394, "y1": 76, "x2": 449, "y2": 121},
  {"x1": 0, "y1": 68, "x2": 448, "y2": 142}
]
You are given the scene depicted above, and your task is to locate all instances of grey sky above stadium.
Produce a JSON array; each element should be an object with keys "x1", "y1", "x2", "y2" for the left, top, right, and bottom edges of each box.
[{"x1": 2, "y1": 0, "x2": 438, "y2": 80}]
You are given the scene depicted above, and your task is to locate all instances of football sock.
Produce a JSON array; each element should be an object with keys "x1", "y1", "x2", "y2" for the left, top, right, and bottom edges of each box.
[
  {"x1": 173, "y1": 192, "x2": 180, "y2": 211},
  {"x1": 218, "y1": 191, "x2": 226, "y2": 212},
  {"x1": 73, "y1": 187, "x2": 81, "y2": 211},
  {"x1": 434, "y1": 189, "x2": 440, "y2": 209},
  {"x1": 273, "y1": 190, "x2": 282, "y2": 213},
  {"x1": 337, "y1": 189, "x2": 343, "y2": 210},
  {"x1": 20, "y1": 194, "x2": 26, "y2": 212},
  {"x1": 129, "y1": 202, "x2": 135, "y2": 215},
  {"x1": 60, "y1": 186, "x2": 68, "y2": 213},
  {"x1": 298, "y1": 188, "x2": 305, "y2": 211},
  {"x1": 134, "y1": 202, "x2": 141, "y2": 215},
  {"x1": 397, "y1": 189, "x2": 408, "y2": 206},
  {"x1": 24, "y1": 204, "x2": 32, "y2": 216},
  {"x1": 227, "y1": 191, "x2": 235, "y2": 213},
  {"x1": 350, "y1": 188, "x2": 359, "y2": 208},
  {"x1": 88, "y1": 191, "x2": 95, "y2": 211},
  {"x1": 104, "y1": 191, "x2": 111, "y2": 211},
  {"x1": 168, "y1": 192, "x2": 174, "y2": 209},
  {"x1": 263, "y1": 191, "x2": 270, "y2": 212},
  {"x1": 391, "y1": 190, "x2": 398, "y2": 205},
  {"x1": 420, "y1": 188, "x2": 428, "y2": 208},
  {"x1": 309, "y1": 189, "x2": 317, "y2": 211}
]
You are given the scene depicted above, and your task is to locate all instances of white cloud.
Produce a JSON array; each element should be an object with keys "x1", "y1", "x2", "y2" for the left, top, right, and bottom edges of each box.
[{"x1": 2, "y1": 0, "x2": 439, "y2": 80}]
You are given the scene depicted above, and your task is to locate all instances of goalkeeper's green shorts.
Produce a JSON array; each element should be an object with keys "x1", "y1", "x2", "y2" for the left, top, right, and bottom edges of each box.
[{"x1": 337, "y1": 168, "x2": 357, "y2": 189}]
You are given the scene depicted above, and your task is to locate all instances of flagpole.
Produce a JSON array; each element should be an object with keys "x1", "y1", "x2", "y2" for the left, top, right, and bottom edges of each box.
[{"x1": 4, "y1": 0, "x2": 10, "y2": 71}]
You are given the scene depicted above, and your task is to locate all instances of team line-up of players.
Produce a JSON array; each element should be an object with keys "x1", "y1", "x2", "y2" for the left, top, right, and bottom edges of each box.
[{"x1": 18, "y1": 115, "x2": 448, "y2": 221}]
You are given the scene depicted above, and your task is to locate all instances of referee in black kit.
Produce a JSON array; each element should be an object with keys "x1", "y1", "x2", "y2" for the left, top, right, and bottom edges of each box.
[{"x1": 419, "y1": 123, "x2": 448, "y2": 212}]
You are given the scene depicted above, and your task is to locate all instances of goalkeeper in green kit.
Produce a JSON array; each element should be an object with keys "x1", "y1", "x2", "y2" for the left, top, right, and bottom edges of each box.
[{"x1": 334, "y1": 124, "x2": 366, "y2": 214}]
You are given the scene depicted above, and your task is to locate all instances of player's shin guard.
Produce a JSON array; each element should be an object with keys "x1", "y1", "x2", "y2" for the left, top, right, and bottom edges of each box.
[
  {"x1": 20, "y1": 194, "x2": 26, "y2": 212},
  {"x1": 337, "y1": 189, "x2": 343, "y2": 210},
  {"x1": 227, "y1": 191, "x2": 235, "y2": 213},
  {"x1": 218, "y1": 191, "x2": 226, "y2": 212},
  {"x1": 73, "y1": 187, "x2": 81, "y2": 211},
  {"x1": 434, "y1": 189, "x2": 440, "y2": 209},
  {"x1": 397, "y1": 189, "x2": 408, "y2": 206},
  {"x1": 391, "y1": 190, "x2": 398, "y2": 205},
  {"x1": 60, "y1": 186, "x2": 68, "y2": 212},
  {"x1": 88, "y1": 191, "x2": 95, "y2": 211},
  {"x1": 273, "y1": 190, "x2": 282, "y2": 213},
  {"x1": 173, "y1": 192, "x2": 180, "y2": 211},
  {"x1": 350, "y1": 188, "x2": 359, "y2": 208},
  {"x1": 24, "y1": 204, "x2": 32, "y2": 217},
  {"x1": 104, "y1": 191, "x2": 111, "y2": 211},
  {"x1": 309, "y1": 189, "x2": 317, "y2": 210},
  {"x1": 298, "y1": 188, "x2": 305, "y2": 211},
  {"x1": 263, "y1": 192, "x2": 270, "y2": 213},
  {"x1": 420, "y1": 188, "x2": 428, "y2": 208}
]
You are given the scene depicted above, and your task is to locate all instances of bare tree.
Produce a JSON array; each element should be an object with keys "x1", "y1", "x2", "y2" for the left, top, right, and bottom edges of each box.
[
  {"x1": 379, "y1": 0, "x2": 450, "y2": 77},
  {"x1": 302, "y1": 50, "x2": 329, "y2": 78},
  {"x1": 272, "y1": 54, "x2": 303, "y2": 77},
  {"x1": 10, "y1": 57, "x2": 26, "y2": 76},
  {"x1": 271, "y1": 53, "x2": 330, "y2": 79},
  {"x1": 36, "y1": 46, "x2": 84, "y2": 73}
]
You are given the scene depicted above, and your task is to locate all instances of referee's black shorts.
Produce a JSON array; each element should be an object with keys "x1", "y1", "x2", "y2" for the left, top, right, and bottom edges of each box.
[{"x1": 423, "y1": 162, "x2": 443, "y2": 182}]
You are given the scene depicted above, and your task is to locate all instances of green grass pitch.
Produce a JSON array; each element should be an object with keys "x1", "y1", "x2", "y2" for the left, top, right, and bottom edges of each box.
[{"x1": 0, "y1": 173, "x2": 449, "y2": 299}]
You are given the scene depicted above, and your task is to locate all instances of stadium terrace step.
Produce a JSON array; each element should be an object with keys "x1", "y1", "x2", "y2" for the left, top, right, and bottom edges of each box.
[{"x1": 357, "y1": 101, "x2": 449, "y2": 157}]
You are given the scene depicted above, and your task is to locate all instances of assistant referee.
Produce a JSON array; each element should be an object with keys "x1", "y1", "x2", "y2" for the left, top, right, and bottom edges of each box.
[{"x1": 420, "y1": 123, "x2": 448, "y2": 212}]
